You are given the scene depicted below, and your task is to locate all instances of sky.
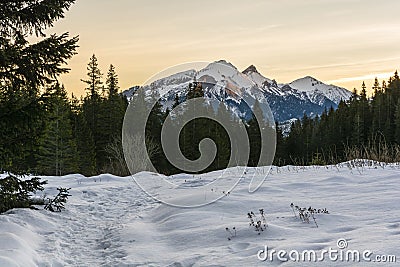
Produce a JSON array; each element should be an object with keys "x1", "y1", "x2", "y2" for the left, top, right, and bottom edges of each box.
[{"x1": 45, "y1": 0, "x2": 400, "y2": 96}]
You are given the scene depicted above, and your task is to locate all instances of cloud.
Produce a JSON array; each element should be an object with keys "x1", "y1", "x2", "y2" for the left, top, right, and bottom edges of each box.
[{"x1": 327, "y1": 72, "x2": 394, "y2": 84}]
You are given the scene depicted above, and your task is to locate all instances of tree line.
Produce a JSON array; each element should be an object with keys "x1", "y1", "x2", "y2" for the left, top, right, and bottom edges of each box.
[
  {"x1": 274, "y1": 72, "x2": 400, "y2": 165},
  {"x1": 1, "y1": 52, "x2": 128, "y2": 176}
]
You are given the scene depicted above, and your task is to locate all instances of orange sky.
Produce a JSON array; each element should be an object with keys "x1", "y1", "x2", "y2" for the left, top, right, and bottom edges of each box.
[{"x1": 45, "y1": 0, "x2": 400, "y2": 96}]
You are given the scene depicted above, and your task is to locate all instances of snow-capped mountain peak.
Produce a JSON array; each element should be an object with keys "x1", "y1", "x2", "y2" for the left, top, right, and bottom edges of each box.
[
  {"x1": 197, "y1": 60, "x2": 254, "y2": 93},
  {"x1": 123, "y1": 60, "x2": 352, "y2": 122},
  {"x1": 206, "y1": 60, "x2": 237, "y2": 71},
  {"x1": 289, "y1": 76, "x2": 327, "y2": 92},
  {"x1": 242, "y1": 65, "x2": 274, "y2": 91},
  {"x1": 289, "y1": 76, "x2": 352, "y2": 105}
]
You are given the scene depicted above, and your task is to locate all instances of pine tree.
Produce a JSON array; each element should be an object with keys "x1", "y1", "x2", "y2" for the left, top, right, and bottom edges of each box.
[
  {"x1": 382, "y1": 80, "x2": 387, "y2": 91},
  {"x1": 389, "y1": 70, "x2": 400, "y2": 101},
  {"x1": 69, "y1": 94, "x2": 96, "y2": 175},
  {"x1": 0, "y1": 1, "x2": 78, "y2": 88},
  {"x1": 81, "y1": 54, "x2": 103, "y2": 98},
  {"x1": 81, "y1": 54, "x2": 105, "y2": 170},
  {"x1": 0, "y1": 0, "x2": 78, "y2": 174},
  {"x1": 371, "y1": 86, "x2": 384, "y2": 136},
  {"x1": 247, "y1": 100, "x2": 263, "y2": 166},
  {"x1": 273, "y1": 121, "x2": 285, "y2": 166},
  {"x1": 361, "y1": 81, "x2": 367, "y2": 94},
  {"x1": 106, "y1": 64, "x2": 119, "y2": 97},
  {"x1": 394, "y1": 99, "x2": 400, "y2": 144},
  {"x1": 0, "y1": 176, "x2": 47, "y2": 213},
  {"x1": 352, "y1": 83, "x2": 369, "y2": 145},
  {"x1": 75, "y1": 113, "x2": 96, "y2": 176},
  {"x1": 352, "y1": 113, "x2": 364, "y2": 145},
  {"x1": 285, "y1": 119, "x2": 302, "y2": 163},
  {"x1": 37, "y1": 84, "x2": 78, "y2": 176},
  {"x1": 394, "y1": 70, "x2": 399, "y2": 80},
  {"x1": 101, "y1": 64, "x2": 128, "y2": 172},
  {"x1": 372, "y1": 78, "x2": 381, "y2": 94}
]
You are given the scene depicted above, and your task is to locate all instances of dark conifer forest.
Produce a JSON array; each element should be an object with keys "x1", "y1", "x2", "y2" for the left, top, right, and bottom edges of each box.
[{"x1": 277, "y1": 74, "x2": 400, "y2": 166}]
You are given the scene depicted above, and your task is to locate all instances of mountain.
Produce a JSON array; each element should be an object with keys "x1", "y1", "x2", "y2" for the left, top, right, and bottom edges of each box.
[
  {"x1": 238, "y1": 64, "x2": 344, "y2": 121},
  {"x1": 288, "y1": 76, "x2": 353, "y2": 106},
  {"x1": 123, "y1": 60, "x2": 352, "y2": 123}
]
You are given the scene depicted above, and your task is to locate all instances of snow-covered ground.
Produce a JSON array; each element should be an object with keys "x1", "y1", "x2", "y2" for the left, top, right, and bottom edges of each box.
[{"x1": 1, "y1": 162, "x2": 399, "y2": 266}]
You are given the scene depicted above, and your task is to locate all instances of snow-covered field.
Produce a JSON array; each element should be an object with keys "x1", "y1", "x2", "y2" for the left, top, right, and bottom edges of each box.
[{"x1": 1, "y1": 163, "x2": 399, "y2": 266}]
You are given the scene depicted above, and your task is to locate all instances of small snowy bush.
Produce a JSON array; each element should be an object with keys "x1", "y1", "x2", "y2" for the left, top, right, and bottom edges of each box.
[
  {"x1": 0, "y1": 174, "x2": 47, "y2": 213},
  {"x1": 44, "y1": 187, "x2": 71, "y2": 212},
  {"x1": 248, "y1": 209, "x2": 268, "y2": 234},
  {"x1": 290, "y1": 203, "x2": 329, "y2": 228}
]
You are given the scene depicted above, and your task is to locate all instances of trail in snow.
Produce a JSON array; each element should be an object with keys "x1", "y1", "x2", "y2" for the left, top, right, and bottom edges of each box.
[{"x1": 34, "y1": 175, "x2": 157, "y2": 267}]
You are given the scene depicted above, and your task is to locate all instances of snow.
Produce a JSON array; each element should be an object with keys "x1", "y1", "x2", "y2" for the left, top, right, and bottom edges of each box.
[
  {"x1": 147, "y1": 69, "x2": 196, "y2": 97},
  {"x1": 197, "y1": 61, "x2": 255, "y2": 92},
  {"x1": 1, "y1": 163, "x2": 399, "y2": 266},
  {"x1": 242, "y1": 65, "x2": 273, "y2": 90},
  {"x1": 122, "y1": 60, "x2": 354, "y2": 123},
  {"x1": 289, "y1": 76, "x2": 352, "y2": 105},
  {"x1": 279, "y1": 118, "x2": 298, "y2": 136}
]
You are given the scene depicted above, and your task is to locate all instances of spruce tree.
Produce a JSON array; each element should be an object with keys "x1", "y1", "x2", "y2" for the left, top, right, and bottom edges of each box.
[
  {"x1": 247, "y1": 100, "x2": 263, "y2": 166},
  {"x1": 81, "y1": 54, "x2": 105, "y2": 170},
  {"x1": 285, "y1": 119, "x2": 302, "y2": 163},
  {"x1": 0, "y1": 0, "x2": 78, "y2": 173},
  {"x1": 372, "y1": 78, "x2": 381, "y2": 94},
  {"x1": 75, "y1": 114, "x2": 96, "y2": 176},
  {"x1": 352, "y1": 83, "x2": 369, "y2": 145},
  {"x1": 394, "y1": 70, "x2": 399, "y2": 80},
  {"x1": 101, "y1": 64, "x2": 128, "y2": 173},
  {"x1": 382, "y1": 80, "x2": 387, "y2": 91},
  {"x1": 274, "y1": 121, "x2": 286, "y2": 166},
  {"x1": 371, "y1": 82, "x2": 384, "y2": 136},
  {"x1": 81, "y1": 54, "x2": 103, "y2": 98},
  {"x1": 37, "y1": 84, "x2": 78, "y2": 175},
  {"x1": 106, "y1": 64, "x2": 119, "y2": 97},
  {"x1": 69, "y1": 94, "x2": 96, "y2": 175}
]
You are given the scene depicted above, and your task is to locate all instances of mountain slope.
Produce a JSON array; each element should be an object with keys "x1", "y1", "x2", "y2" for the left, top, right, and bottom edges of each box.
[
  {"x1": 289, "y1": 76, "x2": 352, "y2": 105},
  {"x1": 239, "y1": 65, "x2": 340, "y2": 121},
  {"x1": 123, "y1": 60, "x2": 352, "y2": 122}
]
